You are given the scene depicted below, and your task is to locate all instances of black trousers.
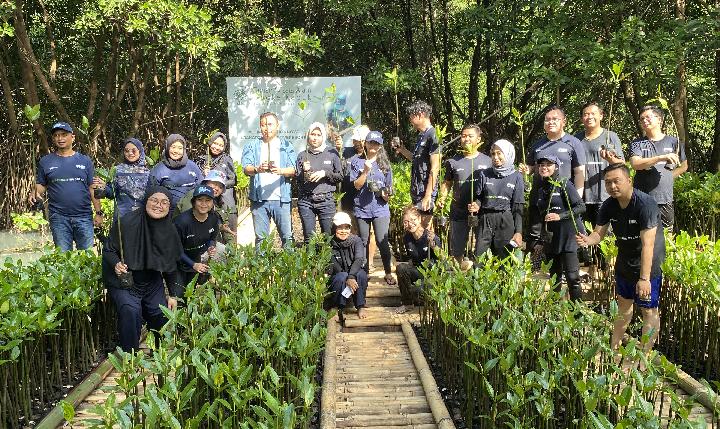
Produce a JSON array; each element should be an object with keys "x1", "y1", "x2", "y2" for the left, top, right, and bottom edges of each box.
[
  {"x1": 547, "y1": 251, "x2": 582, "y2": 301},
  {"x1": 108, "y1": 280, "x2": 167, "y2": 352}
]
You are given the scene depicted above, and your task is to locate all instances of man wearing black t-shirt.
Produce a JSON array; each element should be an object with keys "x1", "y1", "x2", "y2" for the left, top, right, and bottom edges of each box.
[
  {"x1": 393, "y1": 101, "x2": 441, "y2": 229},
  {"x1": 576, "y1": 163, "x2": 665, "y2": 354}
]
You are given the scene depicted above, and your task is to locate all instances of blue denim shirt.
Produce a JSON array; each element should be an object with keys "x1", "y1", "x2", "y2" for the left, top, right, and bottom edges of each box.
[{"x1": 241, "y1": 138, "x2": 297, "y2": 203}]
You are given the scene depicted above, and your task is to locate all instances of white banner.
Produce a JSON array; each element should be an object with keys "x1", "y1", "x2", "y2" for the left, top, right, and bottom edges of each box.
[{"x1": 226, "y1": 76, "x2": 362, "y2": 162}]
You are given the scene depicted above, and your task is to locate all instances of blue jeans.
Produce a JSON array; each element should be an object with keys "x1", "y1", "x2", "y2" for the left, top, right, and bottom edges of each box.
[
  {"x1": 49, "y1": 212, "x2": 94, "y2": 251},
  {"x1": 251, "y1": 200, "x2": 293, "y2": 248}
]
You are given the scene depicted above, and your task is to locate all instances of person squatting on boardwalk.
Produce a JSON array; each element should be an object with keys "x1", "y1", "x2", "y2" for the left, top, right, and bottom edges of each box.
[
  {"x1": 241, "y1": 112, "x2": 297, "y2": 249},
  {"x1": 174, "y1": 185, "x2": 221, "y2": 295},
  {"x1": 102, "y1": 185, "x2": 182, "y2": 352},
  {"x1": 532, "y1": 153, "x2": 586, "y2": 301},
  {"x1": 31, "y1": 122, "x2": 103, "y2": 251},
  {"x1": 577, "y1": 163, "x2": 666, "y2": 356},
  {"x1": 468, "y1": 139, "x2": 525, "y2": 260},
  {"x1": 148, "y1": 133, "x2": 203, "y2": 211},
  {"x1": 175, "y1": 169, "x2": 235, "y2": 244},
  {"x1": 296, "y1": 122, "x2": 342, "y2": 244},
  {"x1": 326, "y1": 212, "x2": 369, "y2": 320},
  {"x1": 437, "y1": 124, "x2": 491, "y2": 265},
  {"x1": 349, "y1": 131, "x2": 395, "y2": 285},
  {"x1": 393, "y1": 101, "x2": 441, "y2": 230},
  {"x1": 395, "y1": 207, "x2": 441, "y2": 314}
]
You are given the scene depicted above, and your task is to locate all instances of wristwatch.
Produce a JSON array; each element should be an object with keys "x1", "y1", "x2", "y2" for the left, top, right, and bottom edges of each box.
[{"x1": 639, "y1": 276, "x2": 649, "y2": 281}]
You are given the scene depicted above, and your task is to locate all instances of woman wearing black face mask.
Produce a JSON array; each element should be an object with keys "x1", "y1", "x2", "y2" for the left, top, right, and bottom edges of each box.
[
  {"x1": 532, "y1": 153, "x2": 586, "y2": 301},
  {"x1": 102, "y1": 185, "x2": 183, "y2": 352}
]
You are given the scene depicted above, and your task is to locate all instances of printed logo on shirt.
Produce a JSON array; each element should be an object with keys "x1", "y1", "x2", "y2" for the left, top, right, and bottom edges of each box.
[
  {"x1": 323, "y1": 160, "x2": 332, "y2": 165},
  {"x1": 75, "y1": 164, "x2": 86, "y2": 170},
  {"x1": 506, "y1": 183, "x2": 516, "y2": 189},
  {"x1": 610, "y1": 218, "x2": 618, "y2": 223},
  {"x1": 663, "y1": 148, "x2": 673, "y2": 152},
  {"x1": 457, "y1": 168, "x2": 465, "y2": 172},
  {"x1": 557, "y1": 148, "x2": 569, "y2": 153},
  {"x1": 187, "y1": 234, "x2": 195, "y2": 238},
  {"x1": 208, "y1": 228, "x2": 215, "y2": 233},
  {"x1": 423, "y1": 246, "x2": 428, "y2": 251},
  {"x1": 49, "y1": 166, "x2": 58, "y2": 171},
  {"x1": 629, "y1": 219, "x2": 637, "y2": 224},
  {"x1": 190, "y1": 171, "x2": 197, "y2": 177}
]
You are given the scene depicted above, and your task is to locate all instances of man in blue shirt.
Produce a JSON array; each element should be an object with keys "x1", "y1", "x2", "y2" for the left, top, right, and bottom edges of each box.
[
  {"x1": 30, "y1": 122, "x2": 103, "y2": 250},
  {"x1": 241, "y1": 112, "x2": 297, "y2": 248}
]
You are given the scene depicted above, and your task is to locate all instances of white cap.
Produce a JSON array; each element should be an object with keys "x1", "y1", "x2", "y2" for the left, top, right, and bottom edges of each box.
[
  {"x1": 350, "y1": 125, "x2": 370, "y2": 141},
  {"x1": 333, "y1": 212, "x2": 352, "y2": 227}
]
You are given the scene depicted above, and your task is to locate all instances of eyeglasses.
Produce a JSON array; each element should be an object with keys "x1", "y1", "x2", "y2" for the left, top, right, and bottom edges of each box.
[
  {"x1": 544, "y1": 118, "x2": 563, "y2": 124},
  {"x1": 402, "y1": 219, "x2": 418, "y2": 225},
  {"x1": 148, "y1": 198, "x2": 170, "y2": 207},
  {"x1": 639, "y1": 115, "x2": 657, "y2": 123}
]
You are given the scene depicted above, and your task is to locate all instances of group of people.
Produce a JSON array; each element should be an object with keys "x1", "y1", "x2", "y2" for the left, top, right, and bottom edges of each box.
[{"x1": 29, "y1": 98, "x2": 685, "y2": 354}]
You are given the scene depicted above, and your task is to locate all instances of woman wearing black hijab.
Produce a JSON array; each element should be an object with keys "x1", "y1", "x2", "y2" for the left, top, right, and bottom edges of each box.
[{"x1": 102, "y1": 185, "x2": 183, "y2": 352}]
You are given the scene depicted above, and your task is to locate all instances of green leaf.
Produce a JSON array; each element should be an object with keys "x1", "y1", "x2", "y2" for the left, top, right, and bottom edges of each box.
[
  {"x1": 61, "y1": 400, "x2": 75, "y2": 422},
  {"x1": 23, "y1": 104, "x2": 41, "y2": 122},
  {"x1": 298, "y1": 100, "x2": 307, "y2": 111},
  {"x1": 0, "y1": 300, "x2": 9, "y2": 314},
  {"x1": 45, "y1": 295, "x2": 53, "y2": 309},
  {"x1": 10, "y1": 346, "x2": 20, "y2": 360}
]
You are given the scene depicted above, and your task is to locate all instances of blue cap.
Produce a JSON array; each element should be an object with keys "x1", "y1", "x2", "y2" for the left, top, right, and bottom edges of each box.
[
  {"x1": 191, "y1": 185, "x2": 215, "y2": 201},
  {"x1": 365, "y1": 131, "x2": 383, "y2": 145},
  {"x1": 536, "y1": 152, "x2": 560, "y2": 166},
  {"x1": 51, "y1": 122, "x2": 73, "y2": 133}
]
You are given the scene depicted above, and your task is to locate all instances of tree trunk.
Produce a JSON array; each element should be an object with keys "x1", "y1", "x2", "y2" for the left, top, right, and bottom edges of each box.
[
  {"x1": 672, "y1": 0, "x2": 690, "y2": 169},
  {"x1": 402, "y1": 0, "x2": 417, "y2": 69},
  {"x1": 711, "y1": 48, "x2": 720, "y2": 172},
  {"x1": 620, "y1": 78, "x2": 641, "y2": 135},
  {"x1": 439, "y1": 0, "x2": 453, "y2": 131},
  {"x1": 0, "y1": 51, "x2": 19, "y2": 134},
  {"x1": 37, "y1": 0, "x2": 57, "y2": 81},
  {"x1": 467, "y1": 32, "x2": 482, "y2": 123},
  {"x1": 85, "y1": 33, "x2": 107, "y2": 121},
  {"x1": 13, "y1": 0, "x2": 71, "y2": 125}
]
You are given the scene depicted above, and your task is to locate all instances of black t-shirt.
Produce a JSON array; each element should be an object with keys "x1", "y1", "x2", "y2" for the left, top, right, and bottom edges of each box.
[
  {"x1": 597, "y1": 189, "x2": 665, "y2": 281},
  {"x1": 296, "y1": 148, "x2": 342, "y2": 196},
  {"x1": 476, "y1": 169, "x2": 525, "y2": 212},
  {"x1": 630, "y1": 135, "x2": 685, "y2": 205},
  {"x1": 527, "y1": 133, "x2": 586, "y2": 181},
  {"x1": 443, "y1": 153, "x2": 491, "y2": 220},
  {"x1": 174, "y1": 210, "x2": 220, "y2": 271},
  {"x1": 574, "y1": 129, "x2": 624, "y2": 204},
  {"x1": 411, "y1": 126, "x2": 441, "y2": 204},
  {"x1": 404, "y1": 230, "x2": 441, "y2": 266},
  {"x1": 535, "y1": 179, "x2": 586, "y2": 254}
]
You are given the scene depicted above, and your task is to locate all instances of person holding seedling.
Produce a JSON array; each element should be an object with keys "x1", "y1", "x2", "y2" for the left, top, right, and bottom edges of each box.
[
  {"x1": 296, "y1": 122, "x2": 343, "y2": 244},
  {"x1": 148, "y1": 133, "x2": 203, "y2": 210},
  {"x1": 520, "y1": 105, "x2": 586, "y2": 251},
  {"x1": 327, "y1": 211, "x2": 368, "y2": 321},
  {"x1": 196, "y1": 131, "x2": 237, "y2": 233},
  {"x1": 532, "y1": 153, "x2": 586, "y2": 301},
  {"x1": 468, "y1": 139, "x2": 525, "y2": 260},
  {"x1": 575, "y1": 101, "x2": 624, "y2": 226},
  {"x1": 576, "y1": 163, "x2": 665, "y2": 356},
  {"x1": 102, "y1": 185, "x2": 182, "y2": 352},
  {"x1": 630, "y1": 105, "x2": 687, "y2": 229},
  {"x1": 174, "y1": 185, "x2": 221, "y2": 293},
  {"x1": 392, "y1": 100, "x2": 441, "y2": 230},
  {"x1": 350, "y1": 131, "x2": 395, "y2": 284},
  {"x1": 30, "y1": 121, "x2": 103, "y2": 251},
  {"x1": 241, "y1": 112, "x2": 297, "y2": 249},
  {"x1": 92, "y1": 137, "x2": 151, "y2": 219},
  {"x1": 395, "y1": 206, "x2": 442, "y2": 314},
  {"x1": 175, "y1": 170, "x2": 235, "y2": 243},
  {"x1": 437, "y1": 124, "x2": 491, "y2": 265}
]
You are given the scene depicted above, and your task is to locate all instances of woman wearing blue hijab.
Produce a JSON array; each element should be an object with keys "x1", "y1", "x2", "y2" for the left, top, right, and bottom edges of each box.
[{"x1": 94, "y1": 138, "x2": 151, "y2": 217}]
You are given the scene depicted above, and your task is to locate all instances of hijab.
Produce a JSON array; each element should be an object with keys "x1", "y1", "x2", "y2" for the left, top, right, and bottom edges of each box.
[
  {"x1": 491, "y1": 139, "x2": 516, "y2": 177},
  {"x1": 123, "y1": 137, "x2": 146, "y2": 166},
  {"x1": 161, "y1": 134, "x2": 189, "y2": 169},
  {"x1": 306, "y1": 122, "x2": 328, "y2": 155},
  {"x1": 108, "y1": 185, "x2": 183, "y2": 273},
  {"x1": 115, "y1": 137, "x2": 150, "y2": 206},
  {"x1": 206, "y1": 131, "x2": 229, "y2": 168}
]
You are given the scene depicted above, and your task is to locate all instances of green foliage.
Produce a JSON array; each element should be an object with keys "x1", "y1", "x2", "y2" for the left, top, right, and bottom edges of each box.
[
  {"x1": 674, "y1": 172, "x2": 720, "y2": 239},
  {"x1": 389, "y1": 162, "x2": 412, "y2": 259},
  {"x1": 420, "y1": 254, "x2": 714, "y2": 427},
  {"x1": 0, "y1": 249, "x2": 112, "y2": 427},
  {"x1": 10, "y1": 211, "x2": 48, "y2": 232},
  {"x1": 98, "y1": 238, "x2": 329, "y2": 427},
  {"x1": 22, "y1": 104, "x2": 41, "y2": 123},
  {"x1": 261, "y1": 26, "x2": 323, "y2": 71}
]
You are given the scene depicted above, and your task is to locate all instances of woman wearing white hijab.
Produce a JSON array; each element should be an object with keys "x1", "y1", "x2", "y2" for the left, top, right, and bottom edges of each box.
[
  {"x1": 468, "y1": 139, "x2": 525, "y2": 259},
  {"x1": 296, "y1": 122, "x2": 343, "y2": 244}
]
